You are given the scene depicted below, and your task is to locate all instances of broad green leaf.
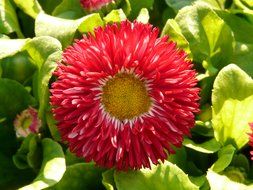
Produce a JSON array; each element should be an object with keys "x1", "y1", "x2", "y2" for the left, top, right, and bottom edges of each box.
[
  {"x1": 212, "y1": 64, "x2": 253, "y2": 149},
  {"x1": 175, "y1": 4, "x2": 234, "y2": 68},
  {"x1": 165, "y1": 0, "x2": 225, "y2": 12},
  {"x1": 102, "y1": 169, "x2": 116, "y2": 190},
  {"x1": 231, "y1": 43, "x2": 253, "y2": 77},
  {"x1": 231, "y1": 154, "x2": 250, "y2": 173},
  {"x1": 0, "y1": 34, "x2": 9, "y2": 39},
  {"x1": 23, "y1": 36, "x2": 62, "y2": 122},
  {"x1": 45, "y1": 110, "x2": 61, "y2": 142},
  {"x1": 189, "y1": 176, "x2": 209, "y2": 190},
  {"x1": 114, "y1": 161, "x2": 198, "y2": 190},
  {"x1": 234, "y1": 0, "x2": 253, "y2": 9},
  {"x1": 13, "y1": 0, "x2": 43, "y2": 19},
  {"x1": 37, "y1": 0, "x2": 62, "y2": 14},
  {"x1": 165, "y1": 0, "x2": 195, "y2": 11},
  {"x1": 0, "y1": 152, "x2": 35, "y2": 189},
  {"x1": 211, "y1": 145, "x2": 236, "y2": 173},
  {"x1": 52, "y1": 0, "x2": 85, "y2": 19},
  {"x1": 64, "y1": 149, "x2": 84, "y2": 166},
  {"x1": 35, "y1": 13, "x2": 104, "y2": 48},
  {"x1": 120, "y1": 0, "x2": 131, "y2": 16},
  {"x1": 0, "y1": 78, "x2": 36, "y2": 120},
  {"x1": 13, "y1": 134, "x2": 37, "y2": 169},
  {"x1": 49, "y1": 163, "x2": 104, "y2": 190},
  {"x1": 136, "y1": 8, "x2": 149, "y2": 24},
  {"x1": 27, "y1": 134, "x2": 42, "y2": 170},
  {"x1": 128, "y1": 0, "x2": 154, "y2": 19},
  {"x1": 216, "y1": 10, "x2": 253, "y2": 43},
  {"x1": 183, "y1": 138, "x2": 221, "y2": 154},
  {"x1": 207, "y1": 170, "x2": 253, "y2": 190},
  {"x1": 167, "y1": 146, "x2": 187, "y2": 171},
  {"x1": 0, "y1": 39, "x2": 28, "y2": 59},
  {"x1": 13, "y1": 134, "x2": 42, "y2": 170},
  {"x1": 20, "y1": 138, "x2": 66, "y2": 190},
  {"x1": 0, "y1": 51, "x2": 36, "y2": 83},
  {"x1": 161, "y1": 19, "x2": 191, "y2": 55},
  {"x1": 0, "y1": 122, "x2": 34, "y2": 189},
  {"x1": 191, "y1": 120, "x2": 214, "y2": 137},
  {"x1": 103, "y1": 9, "x2": 127, "y2": 23},
  {"x1": 0, "y1": 0, "x2": 23, "y2": 37}
]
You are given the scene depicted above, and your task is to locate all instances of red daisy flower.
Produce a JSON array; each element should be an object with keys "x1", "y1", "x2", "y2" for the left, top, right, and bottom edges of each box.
[
  {"x1": 80, "y1": 0, "x2": 114, "y2": 11},
  {"x1": 249, "y1": 123, "x2": 253, "y2": 160},
  {"x1": 50, "y1": 21, "x2": 200, "y2": 170},
  {"x1": 14, "y1": 106, "x2": 42, "y2": 138}
]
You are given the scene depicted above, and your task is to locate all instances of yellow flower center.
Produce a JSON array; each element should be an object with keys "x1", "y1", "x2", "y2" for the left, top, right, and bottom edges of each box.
[{"x1": 101, "y1": 73, "x2": 152, "y2": 120}]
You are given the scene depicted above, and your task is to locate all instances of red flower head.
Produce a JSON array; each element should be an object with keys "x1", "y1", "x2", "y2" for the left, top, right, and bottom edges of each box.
[
  {"x1": 14, "y1": 106, "x2": 42, "y2": 138},
  {"x1": 249, "y1": 123, "x2": 253, "y2": 160},
  {"x1": 80, "y1": 0, "x2": 114, "y2": 11},
  {"x1": 50, "y1": 21, "x2": 200, "y2": 170}
]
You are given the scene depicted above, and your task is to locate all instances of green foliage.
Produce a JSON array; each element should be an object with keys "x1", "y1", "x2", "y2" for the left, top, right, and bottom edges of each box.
[
  {"x1": 114, "y1": 161, "x2": 198, "y2": 190},
  {"x1": 212, "y1": 64, "x2": 253, "y2": 149},
  {"x1": 175, "y1": 3, "x2": 234, "y2": 70},
  {"x1": 207, "y1": 170, "x2": 253, "y2": 190},
  {"x1": 20, "y1": 138, "x2": 66, "y2": 190},
  {"x1": 0, "y1": 78, "x2": 36, "y2": 119},
  {"x1": 0, "y1": 0, "x2": 23, "y2": 37},
  {"x1": 13, "y1": 0, "x2": 43, "y2": 19},
  {"x1": 50, "y1": 163, "x2": 104, "y2": 190},
  {"x1": 1, "y1": 0, "x2": 253, "y2": 189}
]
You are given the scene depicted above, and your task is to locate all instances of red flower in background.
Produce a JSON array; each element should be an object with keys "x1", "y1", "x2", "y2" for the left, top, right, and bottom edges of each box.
[
  {"x1": 50, "y1": 21, "x2": 200, "y2": 170},
  {"x1": 80, "y1": 0, "x2": 114, "y2": 11},
  {"x1": 14, "y1": 107, "x2": 42, "y2": 138},
  {"x1": 249, "y1": 123, "x2": 253, "y2": 160}
]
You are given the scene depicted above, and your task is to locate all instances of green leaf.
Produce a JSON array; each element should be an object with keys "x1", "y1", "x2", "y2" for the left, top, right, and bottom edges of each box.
[
  {"x1": 102, "y1": 169, "x2": 116, "y2": 190},
  {"x1": 114, "y1": 161, "x2": 198, "y2": 190},
  {"x1": 13, "y1": 134, "x2": 37, "y2": 169},
  {"x1": 0, "y1": 152, "x2": 35, "y2": 189},
  {"x1": 136, "y1": 8, "x2": 149, "y2": 24},
  {"x1": 19, "y1": 138, "x2": 66, "y2": 190},
  {"x1": 191, "y1": 121, "x2": 214, "y2": 137},
  {"x1": 45, "y1": 110, "x2": 61, "y2": 142},
  {"x1": 27, "y1": 134, "x2": 42, "y2": 170},
  {"x1": 165, "y1": 0, "x2": 195, "y2": 11},
  {"x1": 161, "y1": 19, "x2": 191, "y2": 55},
  {"x1": 231, "y1": 154, "x2": 250, "y2": 173},
  {"x1": 183, "y1": 138, "x2": 221, "y2": 154},
  {"x1": 212, "y1": 64, "x2": 253, "y2": 149},
  {"x1": 64, "y1": 149, "x2": 84, "y2": 166},
  {"x1": 175, "y1": 4, "x2": 234, "y2": 68},
  {"x1": 189, "y1": 175, "x2": 209, "y2": 190},
  {"x1": 103, "y1": 9, "x2": 127, "y2": 23},
  {"x1": 207, "y1": 170, "x2": 253, "y2": 190},
  {"x1": 13, "y1": 0, "x2": 43, "y2": 19},
  {"x1": 0, "y1": 0, "x2": 23, "y2": 37},
  {"x1": 23, "y1": 36, "x2": 62, "y2": 120},
  {"x1": 37, "y1": 0, "x2": 62, "y2": 15},
  {"x1": 0, "y1": 39, "x2": 28, "y2": 59},
  {"x1": 0, "y1": 37, "x2": 62, "y2": 123},
  {"x1": 128, "y1": 0, "x2": 154, "y2": 19},
  {"x1": 211, "y1": 145, "x2": 236, "y2": 173},
  {"x1": 23, "y1": 36, "x2": 62, "y2": 122},
  {"x1": 0, "y1": 78, "x2": 36, "y2": 120},
  {"x1": 52, "y1": 0, "x2": 85, "y2": 19},
  {"x1": 50, "y1": 163, "x2": 104, "y2": 190},
  {"x1": 216, "y1": 10, "x2": 253, "y2": 44},
  {"x1": 0, "y1": 51, "x2": 36, "y2": 83},
  {"x1": 13, "y1": 134, "x2": 42, "y2": 170},
  {"x1": 35, "y1": 13, "x2": 104, "y2": 48},
  {"x1": 165, "y1": 0, "x2": 225, "y2": 12},
  {"x1": 231, "y1": 43, "x2": 253, "y2": 77}
]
